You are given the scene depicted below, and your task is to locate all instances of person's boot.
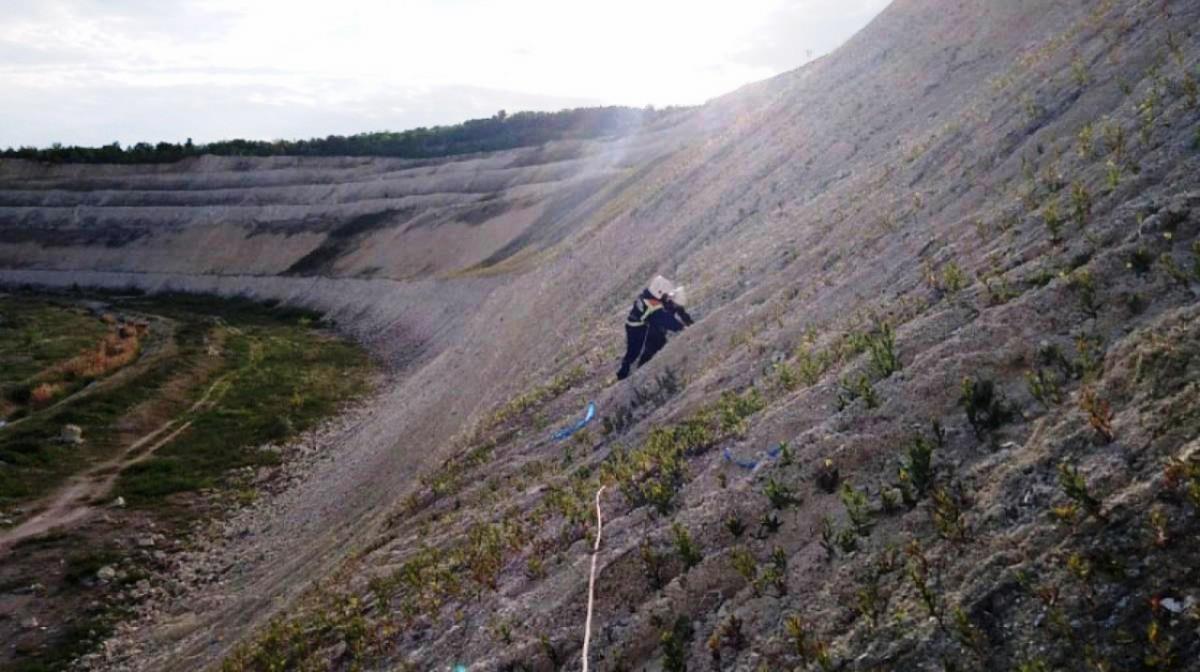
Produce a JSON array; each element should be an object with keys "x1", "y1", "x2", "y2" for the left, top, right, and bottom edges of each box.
[{"x1": 616, "y1": 363, "x2": 631, "y2": 380}]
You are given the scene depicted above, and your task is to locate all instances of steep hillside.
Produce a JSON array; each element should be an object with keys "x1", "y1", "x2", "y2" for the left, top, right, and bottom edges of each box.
[{"x1": 2, "y1": 0, "x2": 1200, "y2": 670}]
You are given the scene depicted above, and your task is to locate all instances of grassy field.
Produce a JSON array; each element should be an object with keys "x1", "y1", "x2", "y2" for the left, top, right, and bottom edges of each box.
[
  {"x1": 0, "y1": 292, "x2": 370, "y2": 511},
  {"x1": 0, "y1": 290, "x2": 374, "y2": 672},
  {"x1": 0, "y1": 297, "x2": 112, "y2": 421},
  {"x1": 0, "y1": 297, "x2": 109, "y2": 388},
  {"x1": 116, "y1": 308, "x2": 368, "y2": 507}
]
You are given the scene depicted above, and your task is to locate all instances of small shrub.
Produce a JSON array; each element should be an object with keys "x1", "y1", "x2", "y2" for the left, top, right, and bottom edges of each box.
[
  {"x1": 794, "y1": 345, "x2": 831, "y2": 386},
  {"x1": 708, "y1": 615, "x2": 746, "y2": 660},
  {"x1": 640, "y1": 540, "x2": 668, "y2": 590},
  {"x1": 772, "y1": 361, "x2": 799, "y2": 392},
  {"x1": 1071, "y1": 56, "x2": 1089, "y2": 88},
  {"x1": 866, "y1": 321, "x2": 901, "y2": 378},
  {"x1": 930, "y1": 486, "x2": 969, "y2": 542},
  {"x1": 1148, "y1": 506, "x2": 1169, "y2": 549},
  {"x1": 1128, "y1": 246, "x2": 1155, "y2": 275},
  {"x1": 815, "y1": 458, "x2": 839, "y2": 493},
  {"x1": 717, "y1": 388, "x2": 765, "y2": 436},
  {"x1": 836, "y1": 526, "x2": 859, "y2": 555},
  {"x1": 1025, "y1": 367, "x2": 1063, "y2": 408},
  {"x1": 1058, "y1": 460, "x2": 1103, "y2": 519},
  {"x1": 1163, "y1": 456, "x2": 1200, "y2": 509},
  {"x1": 730, "y1": 547, "x2": 759, "y2": 595},
  {"x1": 951, "y1": 606, "x2": 986, "y2": 657},
  {"x1": 840, "y1": 483, "x2": 873, "y2": 536},
  {"x1": 906, "y1": 540, "x2": 942, "y2": 624},
  {"x1": 959, "y1": 376, "x2": 1013, "y2": 438},
  {"x1": 765, "y1": 477, "x2": 800, "y2": 509},
  {"x1": 1043, "y1": 199, "x2": 1063, "y2": 241},
  {"x1": 1070, "y1": 181, "x2": 1091, "y2": 228},
  {"x1": 1079, "y1": 387, "x2": 1115, "y2": 442},
  {"x1": 1103, "y1": 121, "x2": 1126, "y2": 161},
  {"x1": 1021, "y1": 93, "x2": 1042, "y2": 122},
  {"x1": 1074, "y1": 336, "x2": 1104, "y2": 382},
  {"x1": 671, "y1": 522, "x2": 702, "y2": 570},
  {"x1": 265, "y1": 414, "x2": 295, "y2": 442},
  {"x1": 659, "y1": 616, "x2": 693, "y2": 672},
  {"x1": 1076, "y1": 123, "x2": 1094, "y2": 159},
  {"x1": 854, "y1": 570, "x2": 885, "y2": 628},
  {"x1": 1137, "y1": 87, "x2": 1159, "y2": 145},
  {"x1": 940, "y1": 261, "x2": 968, "y2": 295},
  {"x1": 819, "y1": 517, "x2": 838, "y2": 560},
  {"x1": 837, "y1": 374, "x2": 879, "y2": 411},
  {"x1": 1068, "y1": 269, "x2": 1100, "y2": 317},
  {"x1": 465, "y1": 523, "x2": 507, "y2": 589},
  {"x1": 898, "y1": 429, "x2": 937, "y2": 506},
  {"x1": 760, "y1": 546, "x2": 788, "y2": 595},
  {"x1": 525, "y1": 556, "x2": 545, "y2": 580},
  {"x1": 1065, "y1": 552, "x2": 1095, "y2": 603},
  {"x1": 724, "y1": 512, "x2": 746, "y2": 539},
  {"x1": 757, "y1": 511, "x2": 782, "y2": 537},
  {"x1": 981, "y1": 268, "x2": 1019, "y2": 305},
  {"x1": 1159, "y1": 253, "x2": 1193, "y2": 289},
  {"x1": 777, "y1": 441, "x2": 794, "y2": 467},
  {"x1": 785, "y1": 615, "x2": 815, "y2": 663},
  {"x1": 1105, "y1": 160, "x2": 1121, "y2": 192},
  {"x1": 1145, "y1": 616, "x2": 1176, "y2": 670},
  {"x1": 1184, "y1": 71, "x2": 1198, "y2": 109},
  {"x1": 1028, "y1": 265, "x2": 1056, "y2": 288}
]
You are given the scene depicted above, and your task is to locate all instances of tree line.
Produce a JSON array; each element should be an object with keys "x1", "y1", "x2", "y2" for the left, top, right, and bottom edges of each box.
[{"x1": 1, "y1": 106, "x2": 686, "y2": 165}]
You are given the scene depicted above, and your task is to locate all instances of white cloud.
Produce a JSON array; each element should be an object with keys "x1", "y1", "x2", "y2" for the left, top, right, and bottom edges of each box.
[{"x1": 0, "y1": 0, "x2": 888, "y2": 146}]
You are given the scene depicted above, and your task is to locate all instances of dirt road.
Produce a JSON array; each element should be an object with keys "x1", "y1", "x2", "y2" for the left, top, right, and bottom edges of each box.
[{"x1": 0, "y1": 374, "x2": 228, "y2": 554}]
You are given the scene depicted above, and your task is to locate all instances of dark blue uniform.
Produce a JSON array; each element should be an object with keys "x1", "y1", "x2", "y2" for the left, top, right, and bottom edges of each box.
[{"x1": 617, "y1": 289, "x2": 694, "y2": 380}]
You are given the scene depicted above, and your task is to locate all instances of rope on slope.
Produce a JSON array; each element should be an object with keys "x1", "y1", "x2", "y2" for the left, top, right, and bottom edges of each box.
[{"x1": 581, "y1": 485, "x2": 606, "y2": 672}]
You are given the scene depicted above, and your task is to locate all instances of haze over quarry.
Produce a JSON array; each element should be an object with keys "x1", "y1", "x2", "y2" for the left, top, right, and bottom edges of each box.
[{"x1": 0, "y1": 0, "x2": 888, "y2": 147}]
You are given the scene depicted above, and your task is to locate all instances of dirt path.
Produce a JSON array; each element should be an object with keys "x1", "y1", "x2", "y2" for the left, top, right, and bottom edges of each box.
[{"x1": 0, "y1": 369, "x2": 230, "y2": 555}]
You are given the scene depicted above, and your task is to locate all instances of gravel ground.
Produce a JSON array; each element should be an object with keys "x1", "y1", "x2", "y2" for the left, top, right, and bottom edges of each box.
[{"x1": 71, "y1": 377, "x2": 392, "y2": 671}]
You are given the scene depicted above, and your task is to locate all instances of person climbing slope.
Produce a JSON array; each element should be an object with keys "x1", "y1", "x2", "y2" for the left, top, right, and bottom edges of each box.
[{"x1": 617, "y1": 275, "x2": 693, "y2": 380}]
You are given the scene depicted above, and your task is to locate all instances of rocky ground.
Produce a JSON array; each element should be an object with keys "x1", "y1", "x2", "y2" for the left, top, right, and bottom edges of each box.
[{"x1": 70, "y1": 383, "x2": 386, "y2": 671}]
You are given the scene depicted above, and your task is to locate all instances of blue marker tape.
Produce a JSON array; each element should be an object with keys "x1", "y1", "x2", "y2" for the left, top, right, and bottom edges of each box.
[
  {"x1": 552, "y1": 401, "x2": 597, "y2": 441},
  {"x1": 723, "y1": 447, "x2": 758, "y2": 470},
  {"x1": 724, "y1": 444, "x2": 784, "y2": 470}
]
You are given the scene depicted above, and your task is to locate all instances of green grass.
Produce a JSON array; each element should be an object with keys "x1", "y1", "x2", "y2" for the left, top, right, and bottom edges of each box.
[
  {"x1": 115, "y1": 321, "x2": 369, "y2": 508},
  {"x1": 0, "y1": 293, "x2": 371, "y2": 513},
  {"x1": 0, "y1": 297, "x2": 108, "y2": 390},
  {"x1": 0, "y1": 356, "x2": 178, "y2": 505}
]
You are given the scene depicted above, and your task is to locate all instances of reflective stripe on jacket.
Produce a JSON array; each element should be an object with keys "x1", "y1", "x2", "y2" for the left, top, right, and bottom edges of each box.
[{"x1": 626, "y1": 296, "x2": 663, "y2": 327}]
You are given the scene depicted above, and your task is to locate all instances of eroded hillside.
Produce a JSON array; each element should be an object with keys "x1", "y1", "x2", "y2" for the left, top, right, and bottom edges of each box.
[{"x1": 2, "y1": 0, "x2": 1199, "y2": 670}]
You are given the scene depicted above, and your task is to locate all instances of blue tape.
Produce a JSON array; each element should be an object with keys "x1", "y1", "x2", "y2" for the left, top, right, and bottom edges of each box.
[
  {"x1": 552, "y1": 401, "x2": 597, "y2": 441},
  {"x1": 724, "y1": 444, "x2": 784, "y2": 470},
  {"x1": 723, "y1": 447, "x2": 758, "y2": 470}
]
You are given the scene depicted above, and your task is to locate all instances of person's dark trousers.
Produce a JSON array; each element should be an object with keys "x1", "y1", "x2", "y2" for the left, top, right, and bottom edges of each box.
[
  {"x1": 617, "y1": 324, "x2": 647, "y2": 380},
  {"x1": 638, "y1": 328, "x2": 667, "y2": 367}
]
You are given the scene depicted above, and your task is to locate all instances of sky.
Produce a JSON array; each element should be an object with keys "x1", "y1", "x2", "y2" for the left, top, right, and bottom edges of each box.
[{"x1": 0, "y1": 0, "x2": 890, "y2": 148}]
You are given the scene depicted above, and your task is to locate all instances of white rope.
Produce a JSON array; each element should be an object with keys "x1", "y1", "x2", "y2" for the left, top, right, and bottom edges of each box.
[{"x1": 581, "y1": 485, "x2": 606, "y2": 672}]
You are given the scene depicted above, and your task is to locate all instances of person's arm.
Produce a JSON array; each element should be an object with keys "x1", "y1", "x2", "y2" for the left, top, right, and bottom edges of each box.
[
  {"x1": 673, "y1": 306, "x2": 694, "y2": 327},
  {"x1": 649, "y1": 308, "x2": 685, "y2": 333}
]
